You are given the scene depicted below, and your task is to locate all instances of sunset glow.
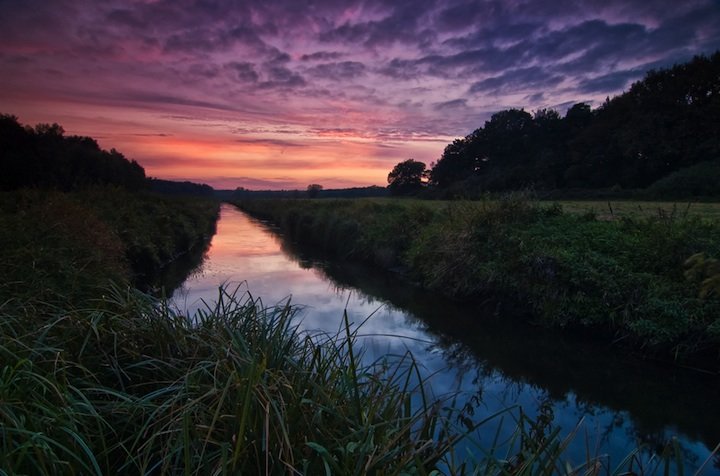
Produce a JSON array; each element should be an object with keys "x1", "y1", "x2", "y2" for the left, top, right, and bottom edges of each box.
[{"x1": 2, "y1": 0, "x2": 719, "y2": 189}]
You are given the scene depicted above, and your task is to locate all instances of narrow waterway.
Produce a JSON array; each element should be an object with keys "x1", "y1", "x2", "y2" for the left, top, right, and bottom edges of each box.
[{"x1": 172, "y1": 203, "x2": 720, "y2": 474}]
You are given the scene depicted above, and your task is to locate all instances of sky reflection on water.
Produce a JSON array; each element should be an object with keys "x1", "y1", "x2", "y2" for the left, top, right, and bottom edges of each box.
[{"x1": 172, "y1": 204, "x2": 720, "y2": 474}]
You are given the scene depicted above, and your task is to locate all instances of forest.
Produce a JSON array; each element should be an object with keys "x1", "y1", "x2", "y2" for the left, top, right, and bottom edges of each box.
[{"x1": 389, "y1": 52, "x2": 720, "y2": 199}]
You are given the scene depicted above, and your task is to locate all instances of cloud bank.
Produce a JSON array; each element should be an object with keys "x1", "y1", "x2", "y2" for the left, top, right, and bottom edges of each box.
[{"x1": 1, "y1": 0, "x2": 718, "y2": 188}]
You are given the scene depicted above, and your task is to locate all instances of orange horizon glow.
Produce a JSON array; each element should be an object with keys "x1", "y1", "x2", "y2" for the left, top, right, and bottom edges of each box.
[{"x1": 2, "y1": 1, "x2": 716, "y2": 189}]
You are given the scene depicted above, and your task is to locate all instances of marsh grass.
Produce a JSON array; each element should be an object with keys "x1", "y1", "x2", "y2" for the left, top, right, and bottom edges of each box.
[
  {"x1": 2, "y1": 284, "x2": 717, "y2": 474},
  {"x1": 0, "y1": 284, "x2": 464, "y2": 475}
]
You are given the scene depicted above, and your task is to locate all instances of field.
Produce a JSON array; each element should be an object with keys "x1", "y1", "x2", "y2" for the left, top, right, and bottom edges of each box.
[
  {"x1": 343, "y1": 197, "x2": 720, "y2": 221},
  {"x1": 552, "y1": 200, "x2": 720, "y2": 221}
]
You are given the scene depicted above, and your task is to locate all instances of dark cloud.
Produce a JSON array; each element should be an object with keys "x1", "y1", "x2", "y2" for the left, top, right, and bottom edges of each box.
[
  {"x1": 300, "y1": 51, "x2": 344, "y2": 61},
  {"x1": 435, "y1": 1, "x2": 487, "y2": 31},
  {"x1": 188, "y1": 63, "x2": 221, "y2": 79},
  {"x1": 469, "y1": 67, "x2": 564, "y2": 94},
  {"x1": 259, "y1": 65, "x2": 306, "y2": 89},
  {"x1": 163, "y1": 28, "x2": 221, "y2": 54},
  {"x1": 577, "y1": 69, "x2": 644, "y2": 94},
  {"x1": 226, "y1": 62, "x2": 260, "y2": 83},
  {"x1": 234, "y1": 138, "x2": 304, "y2": 148},
  {"x1": 435, "y1": 99, "x2": 468, "y2": 110},
  {"x1": 319, "y1": 0, "x2": 437, "y2": 48},
  {"x1": 106, "y1": 9, "x2": 148, "y2": 29},
  {"x1": 307, "y1": 61, "x2": 366, "y2": 80},
  {"x1": 114, "y1": 91, "x2": 239, "y2": 112},
  {"x1": 525, "y1": 92, "x2": 545, "y2": 103}
]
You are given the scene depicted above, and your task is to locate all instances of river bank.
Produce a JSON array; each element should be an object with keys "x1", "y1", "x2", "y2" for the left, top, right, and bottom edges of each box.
[
  {"x1": 0, "y1": 187, "x2": 219, "y2": 305},
  {"x1": 233, "y1": 196, "x2": 720, "y2": 366},
  {"x1": 0, "y1": 190, "x2": 465, "y2": 474},
  {"x1": 3, "y1": 196, "x2": 716, "y2": 474}
]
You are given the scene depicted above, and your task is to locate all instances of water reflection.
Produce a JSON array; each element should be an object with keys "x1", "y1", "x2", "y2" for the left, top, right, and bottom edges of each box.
[{"x1": 172, "y1": 204, "x2": 720, "y2": 474}]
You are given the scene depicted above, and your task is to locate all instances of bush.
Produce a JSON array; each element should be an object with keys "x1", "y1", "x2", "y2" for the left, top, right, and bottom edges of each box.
[
  {"x1": 236, "y1": 196, "x2": 720, "y2": 360},
  {"x1": 645, "y1": 160, "x2": 720, "y2": 199}
]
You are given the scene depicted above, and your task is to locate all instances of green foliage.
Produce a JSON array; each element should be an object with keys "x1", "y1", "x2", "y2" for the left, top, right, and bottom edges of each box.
[
  {"x1": 237, "y1": 197, "x2": 720, "y2": 361},
  {"x1": 306, "y1": 183, "x2": 323, "y2": 198},
  {"x1": 236, "y1": 198, "x2": 435, "y2": 268},
  {"x1": 149, "y1": 178, "x2": 215, "y2": 197},
  {"x1": 0, "y1": 283, "x2": 464, "y2": 475},
  {"x1": 685, "y1": 252, "x2": 720, "y2": 299},
  {"x1": 0, "y1": 189, "x2": 128, "y2": 305},
  {"x1": 0, "y1": 188, "x2": 219, "y2": 304},
  {"x1": 77, "y1": 188, "x2": 219, "y2": 287},
  {"x1": 388, "y1": 159, "x2": 428, "y2": 195},
  {"x1": 2, "y1": 191, "x2": 716, "y2": 474},
  {"x1": 645, "y1": 160, "x2": 720, "y2": 199}
]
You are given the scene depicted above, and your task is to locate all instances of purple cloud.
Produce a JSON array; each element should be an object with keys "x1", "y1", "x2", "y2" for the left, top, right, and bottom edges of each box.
[{"x1": 0, "y1": 0, "x2": 718, "y2": 188}]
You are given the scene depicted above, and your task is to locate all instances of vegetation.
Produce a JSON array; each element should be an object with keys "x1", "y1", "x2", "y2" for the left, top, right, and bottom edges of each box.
[
  {"x1": 234, "y1": 196, "x2": 720, "y2": 363},
  {"x1": 0, "y1": 114, "x2": 717, "y2": 475},
  {"x1": 1, "y1": 283, "x2": 469, "y2": 475},
  {"x1": 387, "y1": 159, "x2": 428, "y2": 195},
  {"x1": 390, "y1": 52, "x2": 720, "y2": 199},
  {"x1": 0, "y1": 114, "x2": 146, "y2": 192},
  {"x1": 0, "y1": 117, "x2": 463, "y2": 474},
  {"x1": 0, "y1": 188, "x2": 219, "y2": 305},
  {"x1": 227, "y1": 185, "x2": 389, "y2": 200},
  {"x1": 644, "y1": 160, "x2": 720, "y2": 200},
  {"x1": 306, "y1": 183, "x2": 324, "y2": 198},
  {"x1": 149, "y1": 178, "x2": 215, "y2": 197}
]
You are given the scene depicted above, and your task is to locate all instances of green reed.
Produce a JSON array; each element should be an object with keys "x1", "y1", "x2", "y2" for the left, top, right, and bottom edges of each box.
[{"x1": 1, "y1": 284, "x2": 462, "y2": 475}]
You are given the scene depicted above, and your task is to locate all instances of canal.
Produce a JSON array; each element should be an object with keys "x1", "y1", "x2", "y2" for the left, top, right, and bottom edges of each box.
[{"x1": 171, "y1": 203, "x2": 720, "y2": 474}]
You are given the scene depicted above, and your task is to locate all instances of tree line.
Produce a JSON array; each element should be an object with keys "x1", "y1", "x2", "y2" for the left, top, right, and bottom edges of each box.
[
  {"x1": 0, "y1": 114, "x2": 215, "y2": 196},
  {"x1": 389, "y1": 51, "x2": 720, "y2": 198},
  {"x1": 0, "y1": 114, "x2": 147, "y2": 191}
]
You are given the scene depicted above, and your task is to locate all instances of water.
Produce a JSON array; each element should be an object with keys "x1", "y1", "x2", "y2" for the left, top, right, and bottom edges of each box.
[{"x1": 172, "y1": 203, "x2": 720, "y2": 474}]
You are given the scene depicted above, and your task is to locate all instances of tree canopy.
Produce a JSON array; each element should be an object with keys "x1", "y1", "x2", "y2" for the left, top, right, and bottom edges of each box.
[
  {"x1": 0, "y1": 114, "x2": 147, "y2": 191},
  {"x1": 423, "y1": 51, "x2": 720, "y2": 196},
  {"x1": 387, "y1": 159, "x2": 427, "y2": 195},
  {"x1": 306, "y1": 183, "x2": 323, "y2": 198}
]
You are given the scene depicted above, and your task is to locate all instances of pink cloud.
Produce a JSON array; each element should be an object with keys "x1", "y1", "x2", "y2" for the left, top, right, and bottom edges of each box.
[{"x1": 1, "y1": 0, "x2": 718, "y2": 188}]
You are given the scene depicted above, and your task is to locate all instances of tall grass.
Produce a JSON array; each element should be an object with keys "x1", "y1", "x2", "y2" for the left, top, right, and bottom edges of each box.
[
  {"x1": 0, "y1": 188, "x2": 219, "y2": 304},
  {"x1": 2, "y1": 284, "x2": 715, "y2": 474},
  {"x1": 0, "y1": 284, "x2": 463, "y2": 475}
]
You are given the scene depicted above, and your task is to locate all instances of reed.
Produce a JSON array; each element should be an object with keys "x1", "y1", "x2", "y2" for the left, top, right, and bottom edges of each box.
[
  {"x1": 2, "y1": 284, "x2": 715, "y2": 474},
  {"x1": 1, "y1": 284, "x2": 462, "y2": 475}
]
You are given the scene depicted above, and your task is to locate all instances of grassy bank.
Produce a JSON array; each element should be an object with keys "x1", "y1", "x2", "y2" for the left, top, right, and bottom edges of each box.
[
  {"x1": 6, "y1": 285, "x2": 703, "y2": 475},
  {"x1": 0, "y1": 188, "x2": 465, "y2": 474},
  {"x1": 234, "y1": 197, "x2": 720, "y2": 363},
  {"x1": 1, "y1": 190, "x2": 714, "y2": 474},
  {"x1": 0, "y1": 285, "x2": 464, "y2": 474},
  {"x1": 0, "y1": 187, "x2": 219, "y2": 304}
]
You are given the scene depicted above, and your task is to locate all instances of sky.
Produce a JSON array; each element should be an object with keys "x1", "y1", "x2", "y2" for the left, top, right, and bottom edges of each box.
[{"x1": 1, "y1": 0, "x2": 719, "y2": 190}]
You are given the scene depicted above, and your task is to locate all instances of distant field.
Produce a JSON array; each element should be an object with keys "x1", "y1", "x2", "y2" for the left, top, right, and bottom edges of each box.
[
  {"x1": 549, "y1": 200, "x2": 720, "y2": 220},
  {"x1": 349, "y1": 197, "x2": 720, "y2": 221}
]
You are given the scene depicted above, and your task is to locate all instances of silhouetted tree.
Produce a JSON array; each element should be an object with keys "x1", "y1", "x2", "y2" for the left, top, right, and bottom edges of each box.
[
  {"x1": 149, "y1": 178, "x2": 214, "y2": 196},
  {"x1": 0, "y1": 114, "x2": 147, "y2": 191},
  {"x1": 426, "y1": 51, "x2": 720, "y2": 194},
  {"x1": 388, "y1": 159, "x2": 427, "y2": 195},
  {"x1": 306, "y1": 183, "x2": 323, "y2": 198}
]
